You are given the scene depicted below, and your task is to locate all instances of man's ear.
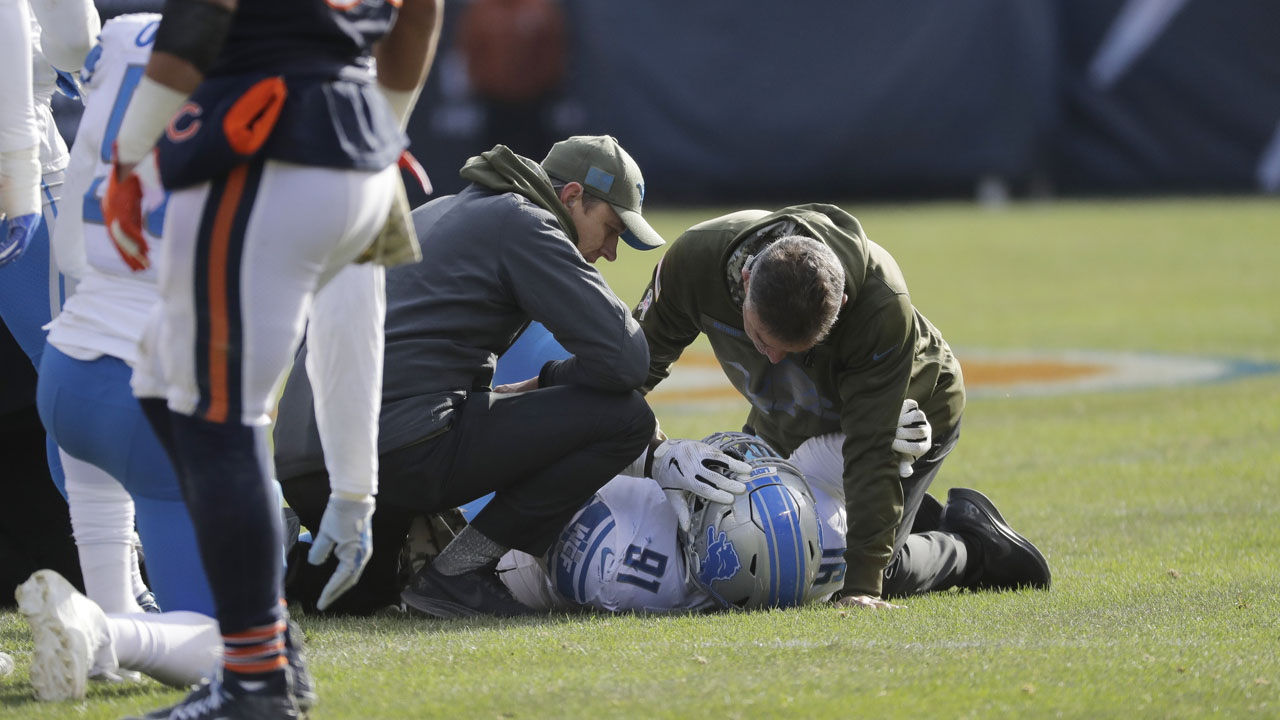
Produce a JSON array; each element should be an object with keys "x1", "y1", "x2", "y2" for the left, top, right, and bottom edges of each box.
[{"x1": 559, "y1": 181, "x2": 584, "y2": 207}]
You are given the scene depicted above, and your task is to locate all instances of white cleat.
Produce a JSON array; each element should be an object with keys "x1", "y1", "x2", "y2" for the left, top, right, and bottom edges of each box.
[
  {"x1": 0, "y1": 650, "x2": 14, "y2": 677},
  {"x1": 15, "y1": 570, "x2": 120, "y2": 701}
]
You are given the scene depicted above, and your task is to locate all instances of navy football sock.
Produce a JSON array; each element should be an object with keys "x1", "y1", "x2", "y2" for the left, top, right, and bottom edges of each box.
[{"x1": 167, "y1": 412, "x2": 284, "y2": 635}]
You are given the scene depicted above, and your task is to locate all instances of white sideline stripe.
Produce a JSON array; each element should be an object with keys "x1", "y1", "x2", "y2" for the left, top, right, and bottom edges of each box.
[{"x1": 1088, "y1": 0, "x2": 1191, "y2": 90}]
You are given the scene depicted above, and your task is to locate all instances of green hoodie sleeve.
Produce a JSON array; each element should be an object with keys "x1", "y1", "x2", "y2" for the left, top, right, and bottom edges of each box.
[
  {"x1": 834, "y1": 292, "x2": 917, "y2": 597},
  {"x1": 633, "y1": 232, "x2": 706, "y2": 394}
]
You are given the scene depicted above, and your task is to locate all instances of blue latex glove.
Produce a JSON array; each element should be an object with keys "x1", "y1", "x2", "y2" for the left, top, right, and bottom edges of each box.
[
  {"x1": 54, "y1": 69, "x2": 82, "y2": 100},
  {"x1": 307, "y1": 494, "x2": 375, "y2": 611},
  {"x1": 0, "y1": 213, "x2": 43, "y2": 267}
]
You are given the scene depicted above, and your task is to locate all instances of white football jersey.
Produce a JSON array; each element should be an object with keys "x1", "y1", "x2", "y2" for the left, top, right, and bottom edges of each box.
[
  {"x1": 46, "y1": 14, "x2": 165, "y2": 364},
  {"x1": 498, "y1": 475, "x2": 718, "y2": 614},
  {"x1": 787, "y1": 433, "x2": 849, "y2": 602}
]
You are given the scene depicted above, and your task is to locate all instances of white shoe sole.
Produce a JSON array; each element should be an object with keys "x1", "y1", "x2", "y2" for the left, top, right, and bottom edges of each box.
[{"x1": 15, "y1": 570, "x2": 96, "y2": 701}]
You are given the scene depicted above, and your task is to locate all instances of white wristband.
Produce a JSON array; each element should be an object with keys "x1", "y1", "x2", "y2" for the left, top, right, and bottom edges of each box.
[
  {"x1": 0, "y1": 145, "x2": 42, "y2": 217},
  {"x1": 114, "y1": 75, "x2": 189, "y2": 165},
  {"x1": 378, "y1": 84, "x2": 421, "y2": 131}
]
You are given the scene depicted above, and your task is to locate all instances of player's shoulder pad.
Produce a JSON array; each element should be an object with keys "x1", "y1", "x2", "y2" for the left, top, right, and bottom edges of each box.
[
  {"x1": 82, "y1": 14, "x2": 160, "y2": 88},
  {"x1": 97, "y1": 13, "x2": 161, "y2": 56}
]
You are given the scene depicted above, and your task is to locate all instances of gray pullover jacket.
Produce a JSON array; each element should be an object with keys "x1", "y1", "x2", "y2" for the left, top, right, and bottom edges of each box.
[{"x1": 274, "y1": 146, "x2": 648, "y2": 479}]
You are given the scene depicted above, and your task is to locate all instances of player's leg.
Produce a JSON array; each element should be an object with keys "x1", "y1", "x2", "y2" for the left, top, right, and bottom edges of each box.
[
  {"x1": 398, "y1": 385, "x2": 655, "y2": 617},
  {"x1": 38, "y1": 344, "x2": 214, "y2": 615},
  {"x1": 788, "y1": 429, "x2": 971, "y2": 598},
  {"x1": 282, "y1": 468, "x2": 418, "y2": 614},
  {"x1": 60, "y1": 452, "x2": 143, "y2": 614},
  {"x1": 880, "y1": 421, "x2": 971, "y2": 596},
  {"x1": 0, "y1": 171, "x2": 59, "y2": 367},
  {"x1": 879, "y1": 420, "x2": 1048, "y2": 595},
  {"x1": 17, "y1": 567, "x2": 223, "y2": 699},
  {"x1": 135, "y1": 159, "x2": 392, "y2": 708}
]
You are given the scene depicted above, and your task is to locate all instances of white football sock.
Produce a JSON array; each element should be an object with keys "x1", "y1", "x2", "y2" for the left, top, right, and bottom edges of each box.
[
  {"x1": 61, "y1": 451, "x2": 144, "y2": 614},
  {"x1": 108, "y1": 611, "x2": 221, "y2": 688}
]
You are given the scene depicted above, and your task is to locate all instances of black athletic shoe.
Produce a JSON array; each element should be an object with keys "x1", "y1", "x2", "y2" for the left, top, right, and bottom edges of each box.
[
  {"x1": 126, "y1": 675, "x2": 299, "y2": 720},
  {"x1": 941, "y1": 488, "x2": 1051, "y2": 591},
  {"x1": 284, "y1": 621, "x2": 316, "y2": 713},
  {"x1": 911, "y1": 492, "x2": 944, "y2": 534},
  {"x1": 401, "y1": 562, "x2": 534, "y2": 619}
]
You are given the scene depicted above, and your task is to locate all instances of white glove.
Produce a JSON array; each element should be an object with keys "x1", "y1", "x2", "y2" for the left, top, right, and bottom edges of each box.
[
  {"x1": 662, "y1": 489, "x2": 694, "y2": 534},
  {"x1": 652, "y1": 439, "x2": 751, "y2": 520},
  {"x1": 307, "y1": 494, "x2": 375, "y2": 611},
  {"x1": 893, "y1": 399, "x2": 932, "y2": 478}
]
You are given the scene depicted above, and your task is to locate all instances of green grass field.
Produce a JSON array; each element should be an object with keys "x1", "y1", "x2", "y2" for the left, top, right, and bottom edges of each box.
[{"x1": 3, "y1": 197, "x2": 1278, "y2": 718}]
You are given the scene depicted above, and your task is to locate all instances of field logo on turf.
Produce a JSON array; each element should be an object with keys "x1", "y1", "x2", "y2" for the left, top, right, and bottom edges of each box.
[{"x1": 648, "y1": 348, "x2": 1279, "y2": 409}]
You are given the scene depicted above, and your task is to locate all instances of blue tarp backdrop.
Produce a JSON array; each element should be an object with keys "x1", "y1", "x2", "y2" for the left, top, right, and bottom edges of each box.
[{"x1": 80, "y1": 0, "x2": 1280, "y2": 202}]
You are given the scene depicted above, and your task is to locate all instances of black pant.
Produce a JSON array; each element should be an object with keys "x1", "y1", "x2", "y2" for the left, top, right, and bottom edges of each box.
[
  {"x1": 282, "y1": 385, "x2": 655, "y2": 614},
  {"x1": 881, "y1": 418, "x2": 972, "y2": 598},
  {"x1": 0, "y1": 405, "x2": 84, "y2": 604}
]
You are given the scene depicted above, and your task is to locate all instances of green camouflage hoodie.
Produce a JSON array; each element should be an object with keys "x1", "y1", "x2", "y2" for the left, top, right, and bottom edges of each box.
[{"x1": 634, "y1": 204, "x2": 965, "y2": 597}]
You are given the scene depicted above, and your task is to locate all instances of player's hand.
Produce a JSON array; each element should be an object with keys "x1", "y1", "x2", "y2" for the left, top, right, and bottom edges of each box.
[
  {"x1": 835, "y1": 594, "x2": 904, "y2": 610},
  {"x1": 893, "y1": 398, "x2": 931, "y2": 478},
  {"x1": 0, "y1": 213, "x2": 43, "y2": 267},
  {"x1": 662, "y1": 488, "x2": 694, "y2": 533},
  {"x1": 494, "y1": 376, "x2": 538, "y2": 394},
  {"x1": 307, "y1": 493, "x2": 375, "y2": 611},
  {"x1": 54, "y1": 69, "x2": 82, "y2": 100},
  {"x1": 652, "y1": 439, "x2": 751, "y2": 505},
  {"x1": 102, "y1": 146, "x2": 149, "y2": 271}
]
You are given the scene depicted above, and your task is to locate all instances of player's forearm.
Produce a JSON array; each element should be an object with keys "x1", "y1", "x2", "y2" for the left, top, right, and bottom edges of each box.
[
  {"x1": 0, "y1": 0, "x2": 38, "y2": 153},
  {"x1": 27, "y1": 0, "x2": 101, "y2": 72},
  {"x1": 839, "y1": 441, "x2": 904, "y2": 597},
  {"x1": 374, "y1": 0, "x2": 442, "y2": 129},
  {"x1": 376, "y1": 0, "x2": 444, "y2": 92},
  {"x1": 114, "y1": 0, "x2": 235, "y2": 167}
]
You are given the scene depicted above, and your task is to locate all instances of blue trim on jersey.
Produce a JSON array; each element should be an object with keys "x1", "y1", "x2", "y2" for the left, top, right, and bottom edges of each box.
[
  {"x1": 102, "y1": 66, "x2": 146, "y2": 164},
  {"x1": 41, "y1": 180, "x2": 57, "y2": 215},
  {"x1": 576, "y1": 519, "x2": 615, "y2": 602},
  {"x1": 551, "y1": 499, "x2": 616, "y2": 605}
]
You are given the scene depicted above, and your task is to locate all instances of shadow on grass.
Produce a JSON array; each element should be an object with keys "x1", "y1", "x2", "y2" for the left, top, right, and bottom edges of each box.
[{"x1": 0, "y1": 675, "x2": 177, "y2": 710}]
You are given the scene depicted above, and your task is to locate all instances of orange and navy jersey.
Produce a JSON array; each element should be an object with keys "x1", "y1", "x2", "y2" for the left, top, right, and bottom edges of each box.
[
  {"x1": 208, "y1": 0, "x2": 400, "y2": 79},
  {"x1": 155, "y1": 0, "x2": 405, "y2": 186}
]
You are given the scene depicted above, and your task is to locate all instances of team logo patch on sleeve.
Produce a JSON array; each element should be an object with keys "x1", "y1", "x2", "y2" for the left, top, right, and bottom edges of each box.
[{"x1": 637, "y1": 288, "x2": 653, "y2": 321}]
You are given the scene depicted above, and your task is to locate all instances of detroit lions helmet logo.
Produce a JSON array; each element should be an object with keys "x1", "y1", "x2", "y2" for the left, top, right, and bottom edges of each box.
[{"x1": 698, "y1": 524, "x2": 740, "y2": 587}]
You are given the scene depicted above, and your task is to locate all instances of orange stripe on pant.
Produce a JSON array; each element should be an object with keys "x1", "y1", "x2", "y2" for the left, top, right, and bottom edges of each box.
[
  {"x1": 225, "y1": 656, "x2": 288, "y2": 674},
  {"x1": 204, "y1": 164, "x2": 250, "y2": 423}
]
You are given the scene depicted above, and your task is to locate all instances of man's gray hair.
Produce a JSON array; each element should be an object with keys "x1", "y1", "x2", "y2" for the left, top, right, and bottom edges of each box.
[{"x1": 746, "y1": 236, "x2": 845, "y2": 346}]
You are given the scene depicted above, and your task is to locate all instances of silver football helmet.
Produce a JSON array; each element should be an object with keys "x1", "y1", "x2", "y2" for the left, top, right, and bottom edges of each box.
[
  {"x1": 684, "y1": 456, "x2": 822, "y2": 609},
  {"x1": 699, "y1": 431, "x2": 779, "y2": 463}
]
